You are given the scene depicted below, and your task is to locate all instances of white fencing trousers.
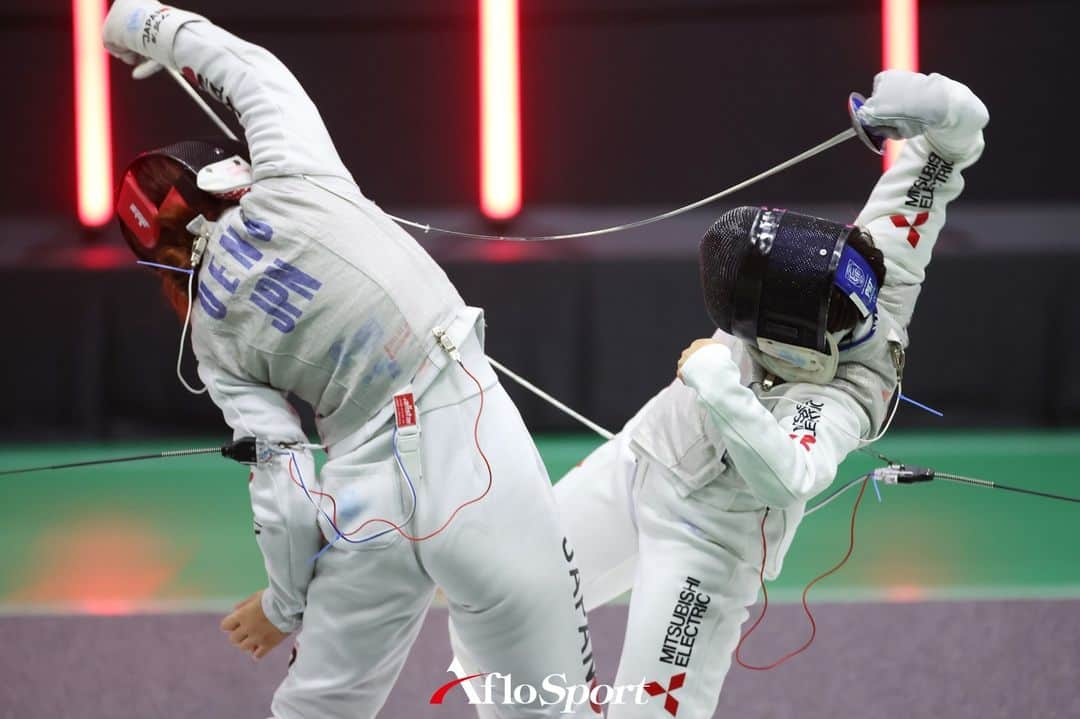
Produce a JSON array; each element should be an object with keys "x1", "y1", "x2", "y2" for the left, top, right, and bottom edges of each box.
[
  {"x1": 271, "y1": 334, "x2": 596, "y2": 719},
  {"x1": 554, "y1": 434, "x2": 771, "y2": 718}
]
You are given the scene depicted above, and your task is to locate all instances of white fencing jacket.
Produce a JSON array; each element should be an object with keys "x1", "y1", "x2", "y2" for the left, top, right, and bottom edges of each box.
[
  {"x1": 117, "y1": 5, "x2": 471, "y2": 630},
  {"x1": 628, "y1": 116, "x2": 986, "y2": 577}
]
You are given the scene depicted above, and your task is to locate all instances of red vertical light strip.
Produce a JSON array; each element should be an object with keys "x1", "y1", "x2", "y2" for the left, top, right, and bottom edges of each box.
[
  {"x1": 74, "y1": 0, "x2": 113, "y2": 227},
  {"x1": 480, "y1": 0, "x2": 522, "y2": 221},
  {"x1": 882, "y1": 0, "x2": 918, "y2": 170}
]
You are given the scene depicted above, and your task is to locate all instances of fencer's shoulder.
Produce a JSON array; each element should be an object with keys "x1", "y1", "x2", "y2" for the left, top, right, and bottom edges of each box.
[
  {"x1": 755, "y1": 314, "x2": 900, "y2": 430},
  {"x1": 831, "y1": 323, "x2": 902, "y2": 431},
  {"x1": 840, "y1": 308, "x2": 905, "y2": 362},
  {"x1": 838, "y1": 306, "x2": 891, "y2": 348},
  {"x1": 242, "y1": 177, "x2": 329, "y2": 224}
]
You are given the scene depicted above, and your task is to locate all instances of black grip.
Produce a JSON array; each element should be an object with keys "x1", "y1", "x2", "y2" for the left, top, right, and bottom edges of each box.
[
  {"x1": 896, "y1": 465, "x2": 935, "y2": 483},
  {"x1": 221, "y1": 437, "x2": 258, "y2": 465}
]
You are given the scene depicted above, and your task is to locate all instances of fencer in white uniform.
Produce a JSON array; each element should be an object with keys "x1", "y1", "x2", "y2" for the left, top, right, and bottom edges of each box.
[
  {"x1": 453, "y1": 71, "x2": 988, "y2": 717},
  {"x1": 103, "y1": 2, "x2": 598, "y2": 717}
]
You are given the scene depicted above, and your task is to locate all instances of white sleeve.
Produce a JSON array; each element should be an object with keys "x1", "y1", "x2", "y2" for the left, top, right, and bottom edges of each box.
[
  {"x1": 854, "y1": 132, "x2": 985, "y2": 332},
  {"x1": 681, "y1": 343, "x2": 864, "y2": 508},
  {"x1": 121, "y1": 3, "x2": 351, "y2": 181},
  {"x1": 196, "y1": 357, "x2": 321, "y2": 634}
]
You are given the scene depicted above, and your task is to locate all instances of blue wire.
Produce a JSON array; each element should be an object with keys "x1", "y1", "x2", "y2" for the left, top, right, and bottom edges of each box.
[
  {"x1": 285, "y1": 449, "x2": 352, "y2": 552},
  {"x1": 314, "y1": 429, "x2": 415, "y2": 550},
  {"x1": 392, "y1": 426, "x2": 420, "y2": 526},
  {"x1": 288, "y1": 427, "x2": 418, "y2": 562},
  {"x1": 136, "y1": 260, "x2": 194, "y2": 275},
  {"x1": 899, "y1": 393, "x2": 944, "y2": 418},
  {"x1": 871, "y1": 475, "x2": 883, "y2": 503},
  {"x1": 311, "y1": 532, "x2": 337, "y2": 562}
]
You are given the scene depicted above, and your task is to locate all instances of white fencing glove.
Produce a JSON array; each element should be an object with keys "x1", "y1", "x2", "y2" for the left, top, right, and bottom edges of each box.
[
  {"x1": 132, "y1": 59, "x2": 164, "y2": 80},
  {"x1": 102, "y1": 0, "x2": 206, "y2": 72},
  {"x1": 856, "y1": 70, "x2": 989, "y2": 158}
]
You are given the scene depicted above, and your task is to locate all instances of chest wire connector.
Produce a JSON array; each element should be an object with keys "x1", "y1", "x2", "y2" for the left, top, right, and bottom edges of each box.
[{"x1": 432, "y1": 326, "x2": 462, "y2": 363}]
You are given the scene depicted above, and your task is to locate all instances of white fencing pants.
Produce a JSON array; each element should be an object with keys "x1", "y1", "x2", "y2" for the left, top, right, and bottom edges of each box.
[
  {"x1": 271, "y1": 335, "x2": 597, "y2": 719},
  {"x1": 550, "y1": 433, "x2": 783, "y2": 718}
]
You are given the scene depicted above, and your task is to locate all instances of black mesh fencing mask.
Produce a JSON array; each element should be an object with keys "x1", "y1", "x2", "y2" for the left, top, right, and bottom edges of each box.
[
  {"x1": 115, "y1": 138, "x2": 251, "y2": 261},
  {"x1": 700, "y1": 206, "x2": 878, "y2": 378}
]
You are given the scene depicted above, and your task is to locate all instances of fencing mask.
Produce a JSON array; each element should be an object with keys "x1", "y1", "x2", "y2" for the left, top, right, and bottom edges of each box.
[
  {"x1": 115, "y1": 138, "x2": 252, "y2": 262},
  {"x1": 699, "y1": 206, "x2": 880, "y2": 383}
]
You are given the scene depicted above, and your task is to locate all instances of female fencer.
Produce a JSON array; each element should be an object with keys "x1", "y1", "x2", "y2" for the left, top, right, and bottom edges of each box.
[
  {"x1": 102, "y1": 2, "x2": 597, "y2": 717},
  {"x1": 454, "y1": 69, "x2": 988, "y2": 717}
]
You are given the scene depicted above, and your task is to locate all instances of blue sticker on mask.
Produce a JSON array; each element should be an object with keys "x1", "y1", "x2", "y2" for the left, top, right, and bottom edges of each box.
[{"x1": 834, "y1": 244, "x2": 878, "y2": 317}]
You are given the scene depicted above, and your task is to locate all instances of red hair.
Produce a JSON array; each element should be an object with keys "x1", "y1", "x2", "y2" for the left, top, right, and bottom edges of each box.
[{"x1": 128, "y1": 155, "x2": 231, "y2": 319}]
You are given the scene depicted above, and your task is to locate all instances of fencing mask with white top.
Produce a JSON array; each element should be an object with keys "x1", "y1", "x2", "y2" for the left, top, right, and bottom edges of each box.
[
  {"x1": 699, "y1": 206, "x2": 881, "y2": 383},
  {"x1": 116, "y1": 137, "x2": 252, "y2": 262}
]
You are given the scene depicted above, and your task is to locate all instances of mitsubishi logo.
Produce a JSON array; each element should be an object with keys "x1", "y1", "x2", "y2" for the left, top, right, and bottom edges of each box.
[
  {"x1": 643, "y1": 673, "x2": 686, "y2": 716},
  {"x1": 890, "y1": 211, "x2": 930, "y2": 248}
]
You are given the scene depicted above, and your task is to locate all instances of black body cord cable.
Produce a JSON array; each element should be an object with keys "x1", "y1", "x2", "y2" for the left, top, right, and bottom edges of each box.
[
  {"x1": 803, "y1": 446, "x2": 1080, "y2": 515},
  {"x1": 4, "y1": 440, "x2": 1078, "y2": 507},
  {"x1": 0, "y1": 437, "x2": 264, "y2": 477}
]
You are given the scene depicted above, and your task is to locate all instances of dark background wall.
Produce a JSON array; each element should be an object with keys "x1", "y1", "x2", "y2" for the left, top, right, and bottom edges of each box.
[
  {"x1": 2, "y1": 0, "x2": 1077, "y2": 215},
  {"x1": 1, "y1": 0, "x2": 1078, "y2": 438},
  {"x1": 5, "y1": 239, "x2": 1080, "y2": 440}
]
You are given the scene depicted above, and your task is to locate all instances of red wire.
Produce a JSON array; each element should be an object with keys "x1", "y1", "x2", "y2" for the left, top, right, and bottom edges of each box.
[
  {"x1": 735, "y1": 479, "x2": 868, "y2": 671},
  {"x1": 292, "y1": 360, "x2": 494, "y2": 544},
  {"x1": 287, "y1": 458, "x2": 342, "y2": 529}
]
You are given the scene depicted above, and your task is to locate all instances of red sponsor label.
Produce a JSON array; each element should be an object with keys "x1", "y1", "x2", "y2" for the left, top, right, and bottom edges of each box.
[
  {"x1": 117, "y1": 171, "x2": 160, "y2": 249},
  {"x1": 394, "y1": 393, "x2": 417, "y2": 428},
  {"x1": 789, "y1": 433, "x2": 817, "y2": 451}
]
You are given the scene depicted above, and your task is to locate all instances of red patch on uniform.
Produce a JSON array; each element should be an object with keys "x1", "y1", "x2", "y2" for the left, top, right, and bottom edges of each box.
[
  {"x1": 789, "y1": 433, "x2": 817, "y2": 451},
  {"x1": 394, "y1": 393, "x2": 417, "y2": 428},
  {"x1": 889, "y1": 211, "x2": 930, "y2": 248}
]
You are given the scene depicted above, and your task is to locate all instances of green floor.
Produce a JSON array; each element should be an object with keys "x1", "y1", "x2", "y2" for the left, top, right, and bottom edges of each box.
[{"x1": 1, "y1": 431, "x2": 1077, "y2": 613}]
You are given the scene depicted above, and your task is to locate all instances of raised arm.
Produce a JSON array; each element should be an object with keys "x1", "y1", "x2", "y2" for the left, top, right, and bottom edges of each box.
[
  {"x1": 103, "y1": 0, "x2": 351, "y2": 181},
  {"x1": 854, "y1": 71, "x2": 989, "y2": 331}
]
